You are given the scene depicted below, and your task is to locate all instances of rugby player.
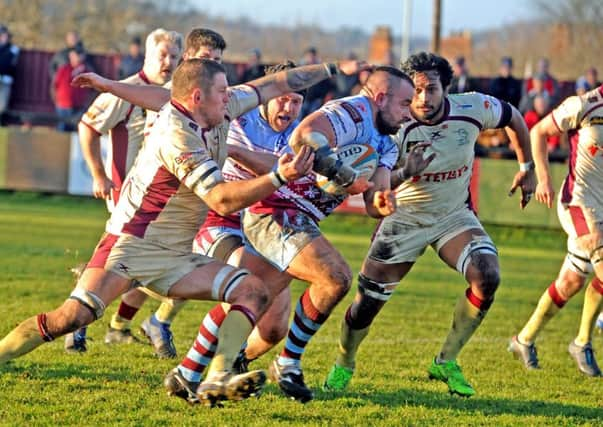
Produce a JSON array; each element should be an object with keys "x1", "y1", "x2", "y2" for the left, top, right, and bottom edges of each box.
[
  {"x1": 324, "y1": 52, "x2": 536, "y2": 397},
  {"x1": 0, "y1": 55, "x2": 377, "y2": 405},
  {"x1": 66, "y1": 28, "x2": 183, "y2": 355},
  {"x1": 509, "y1": 84, "x2": 603, "y2": 377}
]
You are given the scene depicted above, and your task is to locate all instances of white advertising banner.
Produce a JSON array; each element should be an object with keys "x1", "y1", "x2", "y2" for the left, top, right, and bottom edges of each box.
[{"x1": 67, "y1": 132, "x2": 110, "y2": 196}]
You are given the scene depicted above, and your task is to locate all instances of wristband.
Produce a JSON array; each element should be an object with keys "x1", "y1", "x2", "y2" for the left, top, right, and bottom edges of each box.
[
  {"x1": 324, "y1": 62, "x2": 339, "y2": 77},
  {"x1": 519, "y1": 161, "x2": 534, "y2": 172},
  {"x1": 268, "y1": 171, "x2": 282, "y2": 188},
  {"x1": 274, "y1": 169, "x2": 287, "y2": 185}
]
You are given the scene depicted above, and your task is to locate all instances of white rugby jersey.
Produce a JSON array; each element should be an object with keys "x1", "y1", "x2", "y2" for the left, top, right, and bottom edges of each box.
[
  {"x1": 553, "y1": 85, "x2": 603, "y2": 217},
  {"x1": 204, "y1": 107, "x2": 298, "y2": 229},
  {"x1": 80, "y1": 71, "x2": 152, "y2": 205},
  {"x1": 106, "y1": 84, "x2": 259, "y2": 251},
  {"x1": 248, "y1": 94, "x2": 399, "y2": 222},
  {"x1": 393, "y1": 92, "x2": 512, "y2": 225}
]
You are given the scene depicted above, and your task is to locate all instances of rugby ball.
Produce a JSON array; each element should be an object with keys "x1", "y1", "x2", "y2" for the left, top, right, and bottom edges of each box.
[{"x1": 316, "y1": 143, "x2": 378, "y2": 195}]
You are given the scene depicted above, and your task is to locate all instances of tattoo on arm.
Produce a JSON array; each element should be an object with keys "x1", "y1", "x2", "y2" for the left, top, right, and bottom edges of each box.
[{"x1": 285, "y1": 64, "x2": 329, "y2": 91}]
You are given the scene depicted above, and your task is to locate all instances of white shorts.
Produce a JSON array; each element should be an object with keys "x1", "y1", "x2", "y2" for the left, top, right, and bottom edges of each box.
[
  {"x1": 193, "y1": 225, "x2": 244, "y2": 262},
  {"x1": 367, "y1": 207, "x2": 487, "y2": 264}
]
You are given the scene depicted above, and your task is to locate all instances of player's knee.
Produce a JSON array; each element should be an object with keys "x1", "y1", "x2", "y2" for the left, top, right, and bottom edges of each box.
[
  {"x1": 49, "y1": 301, "x2": 95, "y2": 335},
  {"x1": 473, "y1": 259, "x2": 500, "y2": 298},
  {"x1": 229, "y1": 274, "x2": 271, "y2": 313},
  {"x1": 347, "y1": 296, "x2": 383, "y2": 329},
  {"x1": 555, "y1": 275, "x2": 585, "y2": 299},
  {"x1": 263, "y1": 324, "x2": 288, "y2": 345},
  {"x1": 329, "y1": 265, "x2": 353, "y2": 296}
]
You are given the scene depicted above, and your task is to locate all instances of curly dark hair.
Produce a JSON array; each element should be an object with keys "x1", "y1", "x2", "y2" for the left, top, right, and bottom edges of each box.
[{"x1": 400, "y1": 52, "x2": 453, "y2": 89}]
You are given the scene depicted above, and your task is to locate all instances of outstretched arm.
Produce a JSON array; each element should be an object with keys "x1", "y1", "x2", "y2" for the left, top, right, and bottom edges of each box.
[
  {"x1": 506, "y1": 105, "x2": 537, "y2": 209},
  {"x1": 227, "y1": 145, "x2": 278, "y2": 175},
  {"x1": 72, "y1": 73, "x2": 169, "y2": 111}
]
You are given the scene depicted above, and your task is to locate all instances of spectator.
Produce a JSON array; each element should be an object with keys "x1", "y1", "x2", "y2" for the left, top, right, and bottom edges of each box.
[
  {"x1": 333, "y1": 52, "x2": 359, "y2": 99},
  {"x1": 524, "y1": 57, "x2": 558, "y2": 101},
  {"x1": 489, "y1": 56, "x2": 522, "y2": 108},
  {"x1": 524, "y1": 94, "x2": 560, "y2": 152},
  {"x1": 240, "y1": 48, "x2": 265, "y2": 83},
  {"x1": 49, "y1": 31, "x2": 95, "y2": 82},
  {"x1": 575, "y1": 67, "x2": 600, "y2": 96},
  {"x1": 300, "y1": 46, "x2": 333, "y2": 117},
  {"x1": 118, "y1": 36, "x2": 144, "y2": 79},
  {"x1": 350, "y1": 68, "x2": 371, "y2": 95},
  {"x1": 448, "y1": 56, "x2": 476, "y2": 94},
  {"x1": 0, "y1": 24, "x2": 19, "y2": 124},
  {"x1": 51, "y1": 48, "x2": 93, "y2": 132},
  {"x1": 519, "y1": 73, "x2": 551, "y2": 114}
]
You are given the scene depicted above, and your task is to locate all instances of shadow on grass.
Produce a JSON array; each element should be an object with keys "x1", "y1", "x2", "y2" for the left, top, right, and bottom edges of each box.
[
  {"x1": 312, "y1": 387, "x2": 602, "y2": 422},
  {"x1": 1, "y1": 360, "x2": 140, "y2": 384}
]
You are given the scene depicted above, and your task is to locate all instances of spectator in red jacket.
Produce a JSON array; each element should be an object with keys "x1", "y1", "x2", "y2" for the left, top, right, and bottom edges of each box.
[
  {"x1": 52, "y1": 48, "x2": 93, "y2": 131},
  {"x1": 524, "y1": 94, "x2": 560, "y2": 152}
]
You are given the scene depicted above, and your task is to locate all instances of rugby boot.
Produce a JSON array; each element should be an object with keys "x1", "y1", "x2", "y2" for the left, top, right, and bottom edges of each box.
[
  {"x1": 164, "y1": 367, "x2": 200, "y2": 404},
  {"x1": 269, "y1": 359, "x2": 314, "y2": 403},
  {"x1": 232, "y1": 351, "x2": 252, "y2": 374},
  {"x1": 140, "y1": 314, "x2": 177, "y2": 358},
  {"x1": 196, "y1": 370, "x2": 267, "y2": 407},
  {"x1": 507, "y1": 335, "x2": 540, "y2": 370},
  {"x1": 428, "y1": 357, "x2": 476, "y2": 397},
  {"x1": 64, "y1": 327, "x2": 87, "y2": 353},
  {"x1": 323, "y1": 364, "x2": 354, "y2": 392},
  {"x1": 104, "y1": 326, "x2": 142, "y2": 344},
  {"x1": 568, "y1": 341, "x2": 602, "y2": 377}
]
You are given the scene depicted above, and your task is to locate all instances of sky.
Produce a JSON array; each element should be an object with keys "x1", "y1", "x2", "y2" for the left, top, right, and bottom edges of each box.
[{"x1": 197, "y1": 0, "x2": 538, "y2": 38}]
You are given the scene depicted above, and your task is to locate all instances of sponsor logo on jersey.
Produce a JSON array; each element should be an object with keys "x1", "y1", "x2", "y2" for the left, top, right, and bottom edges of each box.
[
  {"x1": 341, "y1": 102, "x2": 363, "y2": 123},
  {"x1": 458, "y1": 104, "x2": 473, "y2": 109},
  {"x1": 430, "y1": 130, "x2": 444, "y2": 141},
  {"x1": 587, "y1": 116, "x2": 603, "y2": 126},
  {"x1": 588, "y1": 96, "x2": 598, "y2": 103},
  {"x1": 484, "y1": 100, "x2": 491, "y2": 109},
  {"x1": 238, "y1": 117, "x2": 248, "y2": 127},
  {"x1": 175, "y1": 151, "x2": 202, "y2": 164},
  {"x1": 411, "y1": 165, "x2": 469, "y2": 182},
  {"x1": 188, "y1": 122, "x2": 199, "y2": 132},
  {"x1": 455, "y1": 128, "x2": 470, "y2": 145}
]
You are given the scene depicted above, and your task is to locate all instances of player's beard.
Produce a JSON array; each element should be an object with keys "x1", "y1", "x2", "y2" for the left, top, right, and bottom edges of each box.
[{"x1": 376, "y1": 110, "x2": 400, "y2": 135}]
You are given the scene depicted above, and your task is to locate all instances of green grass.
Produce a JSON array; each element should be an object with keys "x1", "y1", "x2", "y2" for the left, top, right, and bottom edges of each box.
[{"x1": 0, "y1": 191, "x2": 602, "y2": 426}]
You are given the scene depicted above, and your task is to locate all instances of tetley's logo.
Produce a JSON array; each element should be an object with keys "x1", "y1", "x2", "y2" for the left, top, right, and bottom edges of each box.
[{"x1": 411, "y1": 165, "x2": 469, "y2": 182}]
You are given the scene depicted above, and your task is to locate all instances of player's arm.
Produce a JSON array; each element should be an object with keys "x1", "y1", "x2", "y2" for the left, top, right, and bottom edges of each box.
[
  {"x1": 202, "y1": 147, "x2": 314, "y2": 215},
  {"x1": 505, "y1": 104, "x2": 537, "y2": 209},
  {"x1": 71, "y1": 72, "x2": 169, "y2": 111},
  {"x1": 288, "y1": 111, "x2": 371, "y2": 195},
  {"x1": 77, "y1": 122, "x2": 114, "y2": 199},
  {"x1": 530, "y1": 113, "x2": 561, "y2": 208},
  {"x1": 248, "y1": 60, "x2": 366, "y2": 108},
  {"x1": 227, "y1": 145, "x2": 278, "y2": 175}
]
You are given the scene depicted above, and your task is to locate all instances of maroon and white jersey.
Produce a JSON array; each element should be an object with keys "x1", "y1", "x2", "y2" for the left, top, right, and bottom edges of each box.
[
  {"x1": 552, "y1": 85, "x2": 603, "y2": 219},
  {"x1": 80, "y1": 71, "x2": 152, "y2": 206},
  {"x1": 393, "y1": 92, "x2": 512, "y2": 225},
  {"x1": 106, "y1": 84, "x2": 259, "y2": 251}
]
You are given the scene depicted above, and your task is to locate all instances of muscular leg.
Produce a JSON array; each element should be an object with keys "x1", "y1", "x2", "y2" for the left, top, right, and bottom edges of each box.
[
  {"x1": 0, "y1": 268, "x2": 130, "y2": 363},
  {"x1": 437, "y1": 228, "x2": 500, "y2": 362},
  {"x1": 247, "y1": 287, "x2": 291, "y2": 360}
]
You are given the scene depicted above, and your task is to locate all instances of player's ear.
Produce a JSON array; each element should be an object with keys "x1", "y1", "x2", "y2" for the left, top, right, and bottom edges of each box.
[
  {"x1": 375, "y1": 91, "x2": 387, "y2": 108},
  {"x1": 192, "y1": 87, "x2": 202, "y2": 104}
]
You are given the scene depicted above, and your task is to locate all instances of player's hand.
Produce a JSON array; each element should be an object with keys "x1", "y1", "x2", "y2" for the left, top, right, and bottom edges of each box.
[
  {"x1": 337, "y1": 60, "x2": 370, "y2": 76},
  {"x1": 276, "y1": 146, "x2": 314, "y2": 181},
  {"x1": 401, "y1": 142, "x2": 436, "y2": 177},
  {"x1": 71, "y1": 72, "x2": 113, "y2": 92},
  {"x1": 534, "y1": 179, "x2": 555, "y2": 209},
  {"x1": 373, "y1": 190, "x2": 397, "y2": 217},
  {"x1": 508, "y1": 169, "x2": 536, "y2": 209},
  {"x1": 92, "y1": 176, "x2": 116, "y2": 200},
  {"x1": 344, "y1": 175, "x2": 374, "y2": 195}
]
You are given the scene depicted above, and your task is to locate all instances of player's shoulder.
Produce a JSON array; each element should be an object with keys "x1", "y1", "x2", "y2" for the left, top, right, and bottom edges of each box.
[
  {"x1": 447, "y1": 91, "x2": 504, "y2": 118},
  {"x1": 323, "y1": 94, "x2": 372, "y2": 120},
  {"x1": 580, "y1": 86, "x2": 603, "y2": 107},
  {"x1": 153, "y1": 103, "x2": 200, "y2": 146}
]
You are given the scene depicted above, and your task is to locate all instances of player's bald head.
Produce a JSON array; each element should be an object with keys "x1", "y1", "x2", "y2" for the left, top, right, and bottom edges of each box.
[
  {"x1": 171, "y1": 58, "x2": 226, "y2": 100},
  {"x1": 364, "y1": 66, "x2": 413, "y2": 95}
]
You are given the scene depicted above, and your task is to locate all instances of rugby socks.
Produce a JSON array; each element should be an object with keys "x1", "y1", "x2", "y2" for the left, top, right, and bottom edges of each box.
[
  {"x1": 438, "y1": 288, "x2": 492, "y2": 362},
  {"x1": 110, "y1": 301, "x2": 139, "y2": 330},
  {"x1": 278, "y1": 289, "x2": 328, "y2": 367},
  {"x1": 0, "y1": 315, "x2": 52, "y2": 364},
  {"x1": 155, "y1": 299, "x2": 187, "y2": 325},
  {"x1": 575, "y1": 278, "x2": 603, "y2": 346},
  {"x1": 335, "y1": 306, "x2": 370, "y2": 370},
  {"x1": 518, "y1": 281, "x2": 565, "y2": 345},
  {"x1": 179, "y1": 303, "x2": 228, "y2": 383},
  {"x1": 207, "y1": 305, "x2": 256, "y2": 375}
]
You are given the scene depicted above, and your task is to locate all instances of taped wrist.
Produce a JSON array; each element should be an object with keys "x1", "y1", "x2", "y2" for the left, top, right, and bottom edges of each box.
[{"x1": 313, "y1": 145, "x2": 357, "y2": 187}]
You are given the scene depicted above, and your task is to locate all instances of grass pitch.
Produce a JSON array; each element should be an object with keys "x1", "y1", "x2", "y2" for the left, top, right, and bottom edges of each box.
[{"x1": 0, "y1": 192, "x2": 601, "y2": 426}]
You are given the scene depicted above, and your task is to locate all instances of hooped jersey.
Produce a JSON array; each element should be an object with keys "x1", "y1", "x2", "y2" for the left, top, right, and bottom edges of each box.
[
  {"x1": 204, "y1": 107, "x2": 299, "y2": 229},
  {"x1": 248, "y1": 94, "x2": 399, "y2": 222},
  {"x1": 393, "y1": 92, "x2": 512, "y2": 225},
  {"x1": 106, "y1": 84, "x2": 259, "y2": 251},
  {"x1": 552, "y1": 85, "x2": 603, "y2": 218},
  {"x1": 80, "y1": 71, "x2": 152, "y2": 206}
]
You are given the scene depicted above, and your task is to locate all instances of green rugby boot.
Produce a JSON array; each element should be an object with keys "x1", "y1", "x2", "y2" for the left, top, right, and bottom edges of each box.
[
  {"x1": 428, "y1": 357, "x2": 475, "y2": 397},
  {"x1": 323, "y1": 364, "x2": 354, "y2": 391}
]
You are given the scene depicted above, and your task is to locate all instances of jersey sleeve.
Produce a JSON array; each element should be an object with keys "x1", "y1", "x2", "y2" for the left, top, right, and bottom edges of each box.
[
  {"x1": 320, "y1": 100, "x2": 367, "y2": 147},
  {"x1": 472, "y1": 93, "x2": 512, "y2": 130},
  {"x1": 81, "y1": 93, "x2": 130, "y2": 134},
  {"x1": 225, "y1": 85, "x2": 260, "y2": 120},
  {"x1": 161, "y1": 124, "x2": 224, "y2": 198},
  {"x1": 377, "y1": 136, "x2": 399, "y2": 170},
  {"x1": 551, "y1": 95, "x2": 583, "y2": 132}
]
